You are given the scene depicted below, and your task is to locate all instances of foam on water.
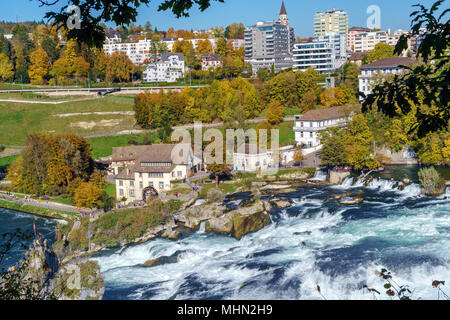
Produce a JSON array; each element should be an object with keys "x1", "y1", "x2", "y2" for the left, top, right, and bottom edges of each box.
[{"x1": 93, "y1": 181, "x2": 450, "y2": 300}]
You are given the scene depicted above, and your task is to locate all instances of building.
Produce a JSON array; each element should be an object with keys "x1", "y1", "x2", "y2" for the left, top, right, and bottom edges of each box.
[
  {"x1": 353, "y1": 29, "x2": 416, "y2": 54},
  {"x1": 314, "y1": 9, "x2": 349, "y2": 38},
  {"x1": 293, "y1": 31, "x2": 347, "y2": 74},
  {"x1": 233, "y1": 144, "x2": 273, "y2": 172},
  {"x1": 358, "y1": 57, "x2": 416, "y2": 96},
  {"x1": 103, "y1": 38, "x2": 218, "y2": 65},
  {"x1": 114, "y1": 144, "x2": 202, "y2": 204},
  {"x1": 293, "y1": 106, "x2": 353, "y2": 151},
  {"x1": 244, "y1": 2, "x2": 295, "y2": 74},
  {"x1": 103, "y1": 39, "x2": 153, "y2": 65},
  {"x1": 105, "y1": 29, "x2": 122, "y2": 44},
  {"x1": 227, "y1": 39, "x2": 245, "y2": 50},
  {"x1": 347, "y1": 27, "x2": 370, "y2": 52},
  {"x1": 348, "y1": 52, "x2": 367, "y2": 67},
  {"x1": 142, "y1": 53, "x2": 185, "y2": 83},
  {"x1": 202, "y1": 53, "x2": 222, "y2": 70},
  {"x1": 293, "y1": 42, "x2": 335, "y2": 74}
]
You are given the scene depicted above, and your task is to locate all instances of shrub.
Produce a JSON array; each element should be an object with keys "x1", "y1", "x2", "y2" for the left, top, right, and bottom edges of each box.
[
  {"x1": 418, "y1": 167, "x2": 445, "y2": 196},
  {"x1": 207, "y1": 188, "x2": 224, "y2": 203}
]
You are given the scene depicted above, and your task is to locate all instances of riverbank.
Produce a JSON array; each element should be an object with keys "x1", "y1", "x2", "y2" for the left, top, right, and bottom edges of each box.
[{"x1": 0, "y1": 199, "x2": 74, "y2": 221}]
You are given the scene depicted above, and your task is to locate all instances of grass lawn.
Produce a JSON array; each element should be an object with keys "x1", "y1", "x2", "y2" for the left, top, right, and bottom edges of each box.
[
  {"x1": 51, "y1": 196, "x2": 74, "y2": 206},
  {"x1": 87, "y1": 133, "x2": 158, "y2": 159},
  {"x1": 0, "y1": 96, "x2": 135, "y2": 146},
  {"x1": 104, "y1": 183, "x2": 116, "y2": 199},
  {"x1": 0, "y1": 155, "x2": 19, "y2": 167}
]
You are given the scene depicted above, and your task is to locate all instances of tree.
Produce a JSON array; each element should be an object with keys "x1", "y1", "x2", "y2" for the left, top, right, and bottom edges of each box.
[
  {"x1": 13, "y1": 45, "x2": 30, "y2": 83},
  {"x1": 266, "y1": 100, "x2": 285, "y2": 125},
  {"x1": 293, "y1": 146, "x2": 304, "y2": 164},
  {"x1": 74, "y1": 181, "x2": 104, "y2": 208},
  {"x1": 197, "y1": 39, "x2": 213, "y2": 56},
  {"x1": 215, "y1": 37, "x2": 228, "y2": 56},
  {"x1": 105, "y1": 52, "x2": 136, "y2": 82},
  {"x1": 225, "y1": 22, "x2": 245, "y2": 39},
  {"x1": 362, "y1": 1, "x2": 449, "y2": 137},
  {"x1": 299, "y1": 90, "x2": 317, "y2": 112},
  {"x1": 41, "y1": 37, "x2": 59, "y2": 64},
  {"x1": 38, "y1": 0, "x2": 225, "y2": 47},
  {"x1": 318, "y1": 128, "x2": 348, "y2": 167},
  {"x1": 0, "y1": 53, "x2": 14, "y2": 81},
  {"x1": 363, "y1": 43, "x2": 395, "y2": 64},
  {"x1": 28, "y1": 47, "x2": 50, "y2": 84}
]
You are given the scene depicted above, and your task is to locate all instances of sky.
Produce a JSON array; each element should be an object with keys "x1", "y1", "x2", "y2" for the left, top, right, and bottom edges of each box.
[{"x1": 0, "y1": 0, "x2": 443, "y2": 37}]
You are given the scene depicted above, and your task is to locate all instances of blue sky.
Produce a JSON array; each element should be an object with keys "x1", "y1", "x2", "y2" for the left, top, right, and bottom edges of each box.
[{"x1": 0, "y1": 0, "x2": 442, "y2": 37}]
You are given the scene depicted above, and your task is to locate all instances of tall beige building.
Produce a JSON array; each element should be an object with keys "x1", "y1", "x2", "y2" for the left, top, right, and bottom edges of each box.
[{"x1": 314, "y1": 9, "x2": 349, "y2": 36}]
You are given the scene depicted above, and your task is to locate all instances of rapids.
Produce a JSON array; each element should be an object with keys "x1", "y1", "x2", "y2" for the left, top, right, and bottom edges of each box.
[{"x1": 93, "y1": 178, "x2": 450, "y2": 300}]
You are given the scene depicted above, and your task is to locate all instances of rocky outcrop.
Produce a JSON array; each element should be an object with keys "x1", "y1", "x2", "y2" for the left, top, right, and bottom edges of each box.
[
  {"x1": 340, "y1": 196, "x2": 364, "y2": 205},
  {"x1": 177, "y1": 199, "x2": 272, "y2": 240},
  {"x1": 272, "y1": 198, "x2": 292, "y2": 209}
]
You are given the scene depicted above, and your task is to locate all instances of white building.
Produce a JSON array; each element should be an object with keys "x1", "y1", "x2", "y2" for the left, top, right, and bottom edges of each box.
[
  {"x1": 293, "y1": 42, "x2": 335, "y2": 74},
  {"x1": 114, "y1": 144, "x2": 202, "y2": 204},
  {"x1": 142, "y1": 53, "x2": 185, "y2": 83},
  {"x1": 354, "y1": 29, "x2": 415, "y2": 54},
  {"x1": 232, "y1": 144, "x2": 273, "y2": 173},
  {"x1": 103, "y1": 39, "x2": 153, "y2": 65},
  {"x1": 293, "y1": 32, "x2": 346, "y2": 74},
  {"x1": 103, "y1": 38, "x2": 218, "y2": 65},
  {"x1": 293, "y1": 106, "x2": 353, "y2": 153},
  {"x1": 358, "y1": 57, "x2": 415, "y2": 97}
]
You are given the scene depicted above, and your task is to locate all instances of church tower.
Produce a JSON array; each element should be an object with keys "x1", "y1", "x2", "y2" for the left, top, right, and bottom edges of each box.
[{"x1": 279, "y1": 1, "x2": 289, "y2": 26}]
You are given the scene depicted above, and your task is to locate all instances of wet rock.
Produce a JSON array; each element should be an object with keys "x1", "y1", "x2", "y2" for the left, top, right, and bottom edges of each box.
[
  {"x1": 143, "y1": 258, "x2": 162, "y2": 267},
  {"x1": 272, "y1": 198, "x2": 291, "y2": 209},
  {"x1": 340, "y1": 196, "x2": 364, "y2": 205}
]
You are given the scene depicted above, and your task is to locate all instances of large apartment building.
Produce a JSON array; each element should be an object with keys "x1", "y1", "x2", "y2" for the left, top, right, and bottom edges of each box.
[
  {"x1": 314, "y1": 9, "x2": 349, "y2": 37},
  {"x1": 354, "y1": 29, "x2": 415, "y2": 53},
  {"x1": 244, "y1": 2, "x2": 295, "y2": 74},
  {"x1": 103, "y1": 38, "x2": 218, "y2": 65},
  {"x1": 347, "y1": 27, "x2": 370, "y2": 52},
  {"x1": 293, "y1": 32, "x2": 346, "y2": 74}
]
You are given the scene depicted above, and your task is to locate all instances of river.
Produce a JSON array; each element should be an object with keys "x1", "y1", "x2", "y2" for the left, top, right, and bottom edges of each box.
[
  {"x1": 0, "y1": 208, "x2": 57, "y2": 271},
  {"x1": 92, "y1": 175, "x2": 450, "y2": 300}
]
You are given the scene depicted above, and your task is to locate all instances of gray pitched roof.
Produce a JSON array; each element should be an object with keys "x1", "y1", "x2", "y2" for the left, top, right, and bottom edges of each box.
[{"x1": 360, "y1": 57, "x2": 416, "y2": 69}]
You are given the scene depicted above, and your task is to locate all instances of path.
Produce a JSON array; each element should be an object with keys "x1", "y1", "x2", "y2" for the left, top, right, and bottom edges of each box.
[
  {"x1": 0, "y1": 96, "x2": 102, "y2": 104},
  {"x1": 0, "y1": 192, "x2": 81, "y2": 215}
]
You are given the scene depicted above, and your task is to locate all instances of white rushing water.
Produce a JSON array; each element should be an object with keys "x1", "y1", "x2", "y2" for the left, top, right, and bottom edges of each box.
[
  {"x1": 308, "y1": 170, "x2": 328, "y2": 182},
  {"x1": 93, "y1": 177, "x2": 450, "y2": 300}
]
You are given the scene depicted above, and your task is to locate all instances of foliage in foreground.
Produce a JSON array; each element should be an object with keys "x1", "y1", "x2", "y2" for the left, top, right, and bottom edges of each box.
[{"x1": 418, "y1": 166, "x2": 445, "y2": 195}]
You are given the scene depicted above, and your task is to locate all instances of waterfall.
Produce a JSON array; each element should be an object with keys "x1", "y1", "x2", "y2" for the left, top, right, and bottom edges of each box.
[
  {"x1": 341, "y1": 177, "x2": 354, "y2": 188},
  {"x1": 399, "y1": 183, "x2": 422, "y2": 197},
  {"x1": 197, "y1": 221, "x2": 206, "y2": 234},
  {"x1": 367, "y1": 178, "x2": 398, "y2": 191},
  {"x1": 309, "y1": 170, "x2": 328, "y2": 182}
]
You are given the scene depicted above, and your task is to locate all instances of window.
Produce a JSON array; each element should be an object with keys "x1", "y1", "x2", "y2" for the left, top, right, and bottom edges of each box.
[
  {"x1": 139, "y1": 173, "x2": 142, "y2": 178},
  {"x1": 119, "y1": 180, "x2": 123, "y2": 186},
  {"x1": 310, "y1": 132, "x2": 313, "y2": 138},
  {"x1": 139, "y1": 181, "x2": 143, "y2": 189},
  {"x1": 149, "y1": 181, "x2": 154, "y2": 187},
  {"x1": 308, "y1": 142, "x2": 313, "y2": 148},
  {"x1": 177, "y1": 171, "x2": 182, "y2": 177},
  {"x1": 130, "y1": 181, "x2": 134, "y2": 187},
  {"x1": 159, "y1": 182, "x2": 164, "y2": 190},
  {"x1": 130, "y1": 189, "x2": 135, "y2": 197},
  {"x1": 300, "y1": 131, "x2": 304, "y2": 138},
  {"x1": 119, "y1": 189, "x2": 124, "y2": 196}
]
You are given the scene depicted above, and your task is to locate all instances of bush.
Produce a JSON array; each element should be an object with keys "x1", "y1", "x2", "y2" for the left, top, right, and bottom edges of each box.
[
  {"x1": 207, "y1": 188, "x2": 224, "y2": 203},
  {"x1": 0, "y1": 145, "x2": 5, "y2": 153},
  {"x1": 418, "y1": 167, "x2": 445, "y2": 196}
]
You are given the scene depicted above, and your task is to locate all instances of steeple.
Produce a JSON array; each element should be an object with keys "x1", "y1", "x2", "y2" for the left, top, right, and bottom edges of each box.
[
  {"x1": 279, "y1": 1, "x2": 289, "y2": 26},
  {"x1": 280, "y1": 1, "x2": 287, "y2": 15}
]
